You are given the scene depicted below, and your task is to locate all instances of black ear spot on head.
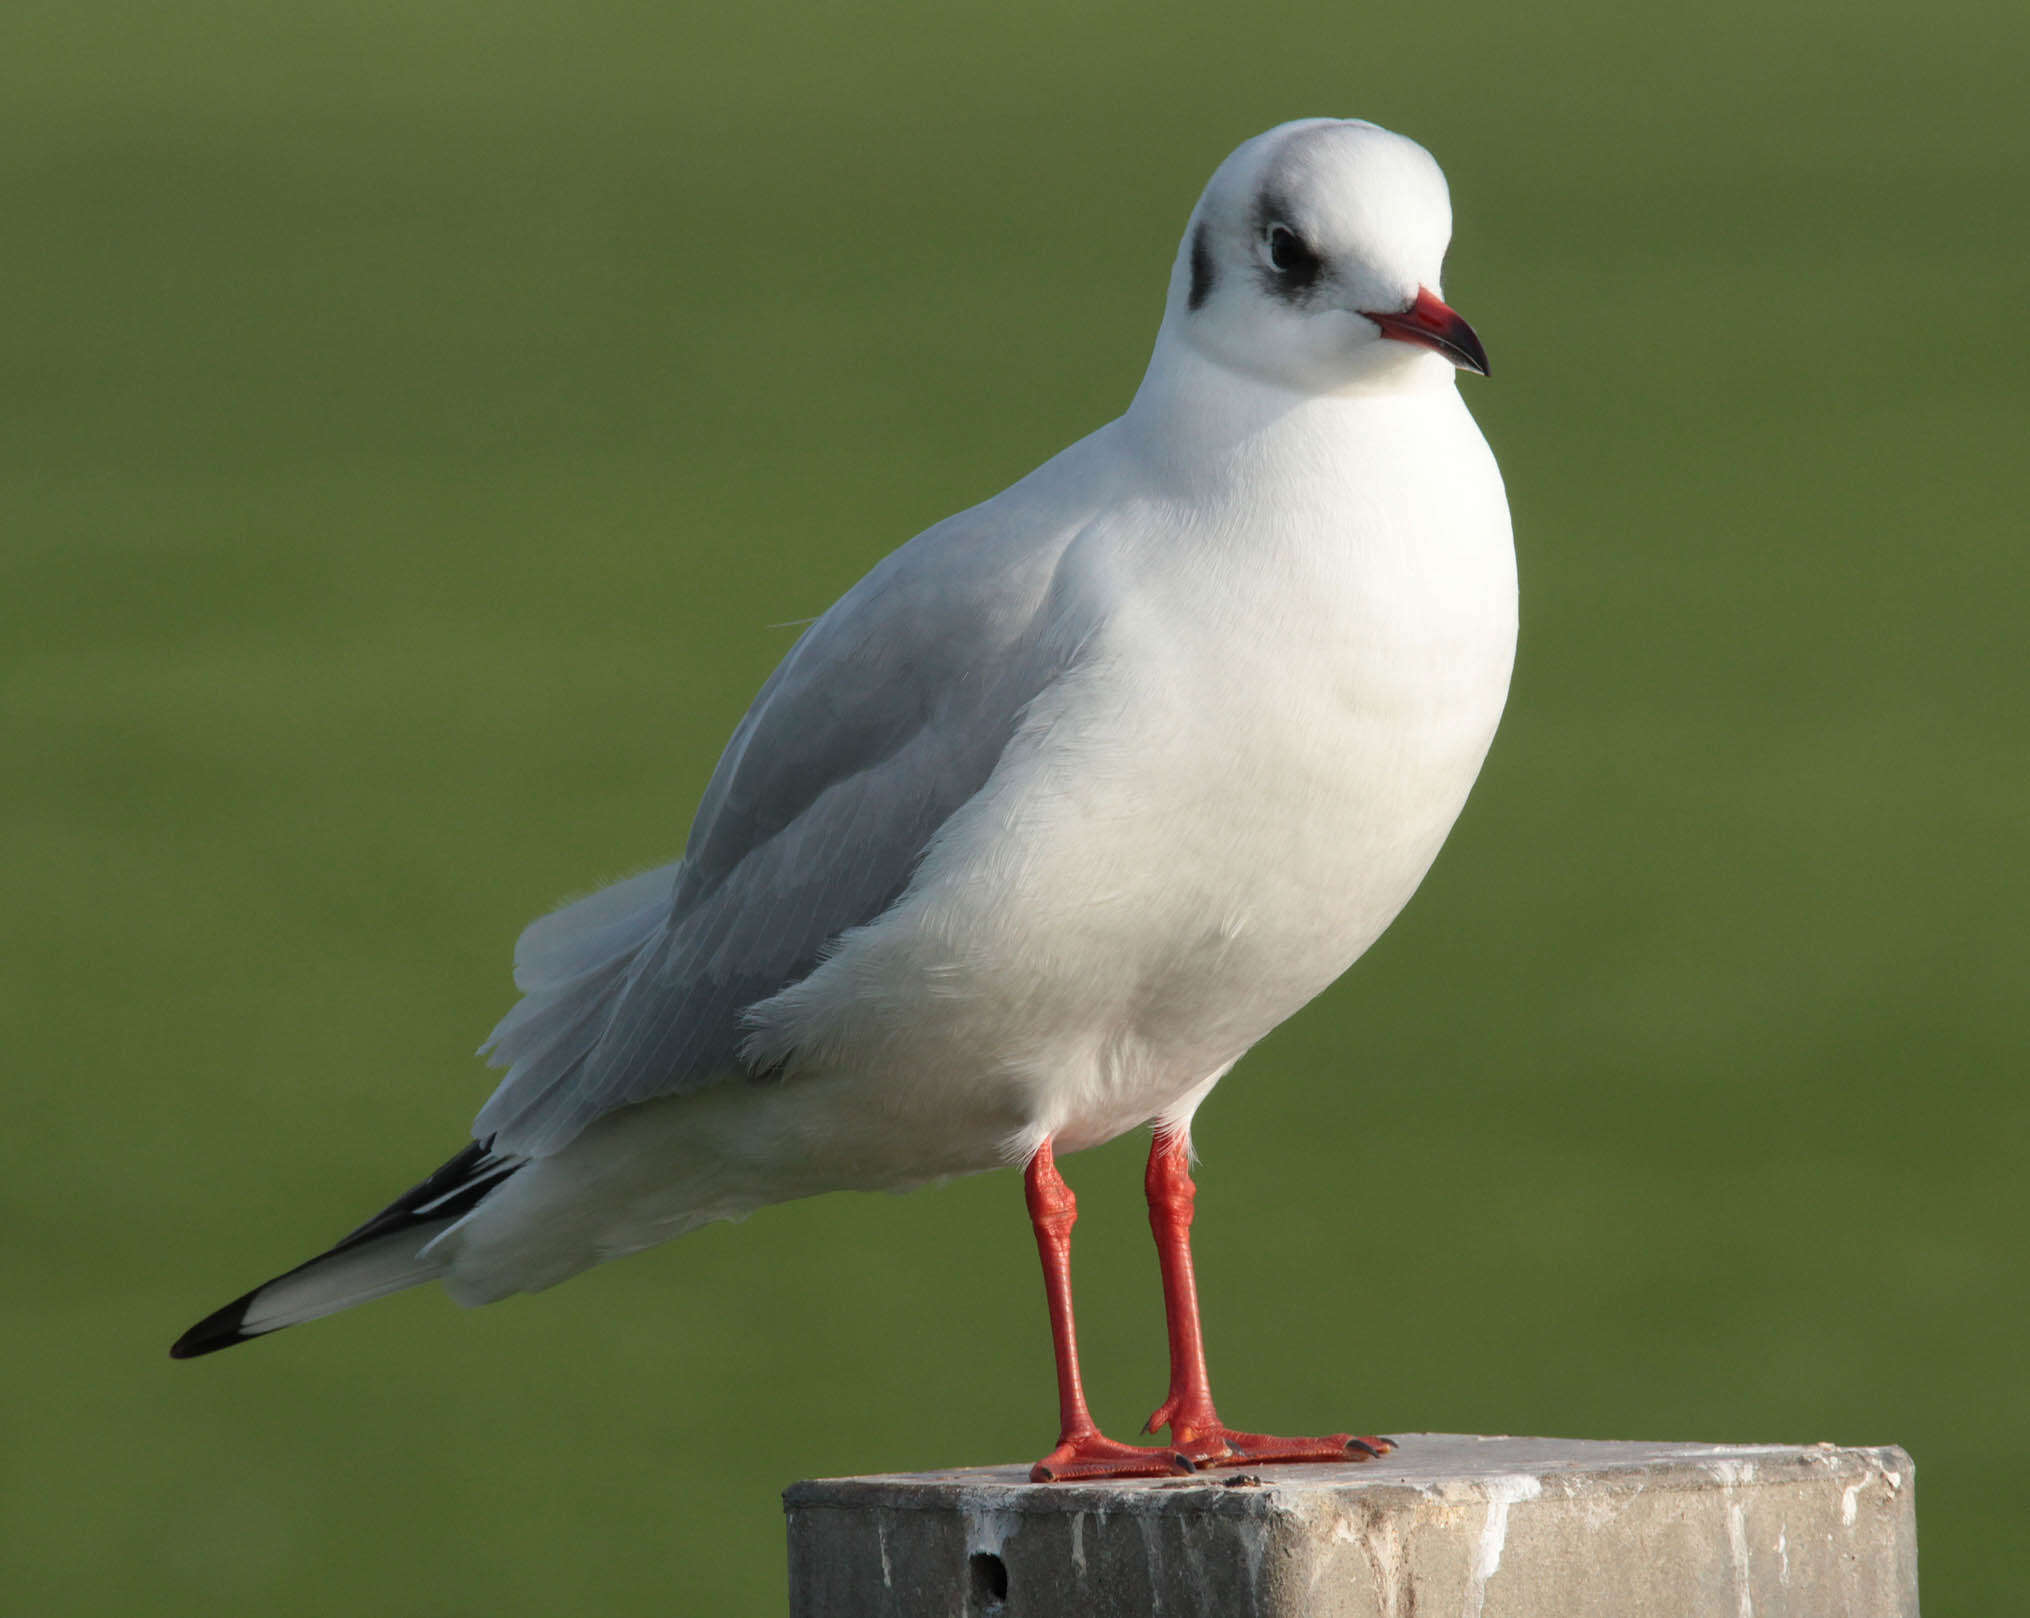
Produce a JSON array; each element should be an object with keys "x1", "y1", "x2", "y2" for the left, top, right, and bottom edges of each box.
[{"x1": 1187, "y1": 220, "x2": 1216, "y2": 311}]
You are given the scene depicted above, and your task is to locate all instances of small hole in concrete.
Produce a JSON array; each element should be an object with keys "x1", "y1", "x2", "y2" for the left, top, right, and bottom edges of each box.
[{"x1": 969, "y1": 1550, "x2": 1009, "y2": 1608}]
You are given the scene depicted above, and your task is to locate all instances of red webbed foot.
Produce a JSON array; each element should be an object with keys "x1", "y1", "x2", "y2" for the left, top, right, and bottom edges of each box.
[
  {"x1": 1147, "y1": 1402, "x2": 1396, "y2": 1468},
  {"x1": 1031, "y1": 1427, "x2": 1197, "y2": 1482}
]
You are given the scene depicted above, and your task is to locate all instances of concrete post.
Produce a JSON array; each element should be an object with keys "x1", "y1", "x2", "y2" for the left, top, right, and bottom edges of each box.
[{"x1": 784, "y1": 1433, "x2": 1915, "y2": 1617}]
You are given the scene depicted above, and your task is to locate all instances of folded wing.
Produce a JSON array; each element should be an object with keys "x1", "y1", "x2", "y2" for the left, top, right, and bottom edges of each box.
[{"x1": 473, "y1": 476, "x2": 1105, "y2": 1156}]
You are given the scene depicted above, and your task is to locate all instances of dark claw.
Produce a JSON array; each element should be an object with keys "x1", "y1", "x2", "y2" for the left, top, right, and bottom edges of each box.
[{"x1": 1347, "y1": 1436, "x2": 1395, "y2": 1460}]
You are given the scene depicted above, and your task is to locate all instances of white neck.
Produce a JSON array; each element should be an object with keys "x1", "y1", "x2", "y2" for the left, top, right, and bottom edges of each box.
[{"x1": 1119, "y1": 328, "x2": 1460, "y2": 496}]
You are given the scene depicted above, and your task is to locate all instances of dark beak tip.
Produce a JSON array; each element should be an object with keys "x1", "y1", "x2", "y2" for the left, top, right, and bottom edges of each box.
[{"x1": 1363, "y1": 287, "x2": 1490, "y2": 378}]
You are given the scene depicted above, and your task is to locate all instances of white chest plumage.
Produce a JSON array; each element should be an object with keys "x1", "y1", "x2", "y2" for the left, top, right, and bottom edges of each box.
[{"x1": 747, "y1": 382, "x2": 1516, "y2": 1162}]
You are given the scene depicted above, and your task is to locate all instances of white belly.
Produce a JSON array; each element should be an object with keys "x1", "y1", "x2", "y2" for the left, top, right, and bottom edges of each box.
[{"x1": 744, "y1": 394, "x2": 1517, "y2": 1173}]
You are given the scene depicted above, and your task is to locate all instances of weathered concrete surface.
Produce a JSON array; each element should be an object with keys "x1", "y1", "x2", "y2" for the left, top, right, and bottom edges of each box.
[{"x1": 785, "y1": 1434, "x2": 1915, "y2": 1617}]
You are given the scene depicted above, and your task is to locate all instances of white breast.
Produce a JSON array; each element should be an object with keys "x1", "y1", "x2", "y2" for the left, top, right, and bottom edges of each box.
[{"x1": 745, "y1": 385, "x2": 1516, "y2": 1171}]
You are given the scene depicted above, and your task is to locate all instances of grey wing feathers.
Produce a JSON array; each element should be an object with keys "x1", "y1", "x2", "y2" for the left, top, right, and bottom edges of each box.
[{"x1": 472, "y1": 492, "x2": 1097, "y2": 1157}]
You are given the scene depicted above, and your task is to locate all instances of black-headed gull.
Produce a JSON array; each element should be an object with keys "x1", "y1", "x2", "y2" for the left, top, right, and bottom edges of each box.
[{"x1": 175, "y1": 118, "x2": 1515, "y2": 1483}]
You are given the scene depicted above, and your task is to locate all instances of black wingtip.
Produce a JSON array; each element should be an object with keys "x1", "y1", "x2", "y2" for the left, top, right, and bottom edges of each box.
[
  {"x1": 169, "y1": 1140, "x2": 520, "y2": 1360},
  {"x1": 169, "y1": 1288, "x2": 263, "y2": 1360}
]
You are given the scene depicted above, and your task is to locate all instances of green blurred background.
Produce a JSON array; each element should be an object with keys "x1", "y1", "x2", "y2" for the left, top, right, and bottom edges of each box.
[{"x1": 4, "y1": 0, "x2": 2022, "y2": 1611}]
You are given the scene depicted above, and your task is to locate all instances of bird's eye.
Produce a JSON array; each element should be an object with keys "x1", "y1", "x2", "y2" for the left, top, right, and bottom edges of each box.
[{"x1": 1267, "y1": 225, "x2": 1314, "y2": 276}]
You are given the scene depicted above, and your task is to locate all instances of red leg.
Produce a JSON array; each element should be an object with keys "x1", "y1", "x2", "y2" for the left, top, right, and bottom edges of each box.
[
  {"x1": 1026, "y1": 1139, "x2": 1194, "y2": 1482},
  {"x1": 1141, "y1": 1130, "x2": 1394, "y2": 1468}
]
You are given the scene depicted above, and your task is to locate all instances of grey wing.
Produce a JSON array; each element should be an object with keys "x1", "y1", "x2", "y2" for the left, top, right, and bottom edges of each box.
[{"x1": 471, "y1": 501, "x2": 1095, "y2": 1157}]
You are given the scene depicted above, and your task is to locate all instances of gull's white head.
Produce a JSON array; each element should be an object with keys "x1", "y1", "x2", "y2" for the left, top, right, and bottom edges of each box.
[{"x1": 1161, "y1": 119, "x2": 1487, "y2": 393}]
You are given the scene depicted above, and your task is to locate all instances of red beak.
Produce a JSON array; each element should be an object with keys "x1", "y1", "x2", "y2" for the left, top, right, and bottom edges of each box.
[{"x1": 1359, "y1": 286, "x2": 1490, "y2": 377}]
